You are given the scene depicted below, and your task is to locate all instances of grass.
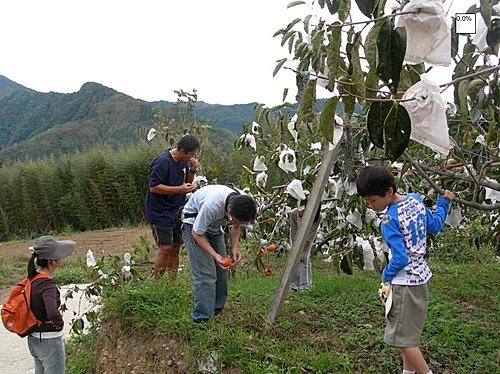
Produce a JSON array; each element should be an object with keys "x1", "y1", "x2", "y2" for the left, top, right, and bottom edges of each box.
[
  {"x1": 0, "y1": 254, "x2": 93, "y2": 294},
  {"x1": 66, "y1": 257, "x2": 500, "y2": 373}
]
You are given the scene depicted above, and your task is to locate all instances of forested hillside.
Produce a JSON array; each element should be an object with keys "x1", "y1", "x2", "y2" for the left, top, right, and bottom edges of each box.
[{"x1": 0, "y1": 76, "x2": 257, "y2": 163}]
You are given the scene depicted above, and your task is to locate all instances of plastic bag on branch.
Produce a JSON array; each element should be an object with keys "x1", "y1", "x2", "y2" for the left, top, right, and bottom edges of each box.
[
  {"x1": 396, "y1": 0, "x2": 451, "y2": 66},
  {"x1": 445, "y1": 204, "x2": 463, "y2": 229},
  {"x1": 286, "y1": 179, "x2": 307, "y2": 201},
  {"x1": 401, "y1": 74, "x2": 452, "y2": 155},
  {"x1": 278, "y1": 146, "x2": 297, "y2": 173}
]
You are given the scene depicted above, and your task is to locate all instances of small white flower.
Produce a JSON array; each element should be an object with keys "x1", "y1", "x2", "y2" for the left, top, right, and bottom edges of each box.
[
  {"x1": 147, "y1": 128, "x2": 157, "y2": 141},
  {"x1": 253, "y1": 156, "x2": 268, "y2": 171},
  {"x1": 123, "y1": 252, "x2": 131, "y2": 266}
]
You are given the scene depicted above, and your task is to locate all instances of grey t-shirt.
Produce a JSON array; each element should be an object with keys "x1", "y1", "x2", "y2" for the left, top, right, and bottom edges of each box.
[{"x1": 182, "y1": 185, "x2": 236, "y2": 235}]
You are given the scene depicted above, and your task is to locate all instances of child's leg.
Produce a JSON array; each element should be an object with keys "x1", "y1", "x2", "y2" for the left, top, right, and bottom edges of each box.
[{"x1": 401, "y1": 347, "x2": 430, "y2": 373}]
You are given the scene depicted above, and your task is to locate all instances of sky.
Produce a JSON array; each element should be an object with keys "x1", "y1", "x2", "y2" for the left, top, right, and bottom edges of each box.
[{"x1": 0, "y1": 0, "x2": 479, "y2": 106}]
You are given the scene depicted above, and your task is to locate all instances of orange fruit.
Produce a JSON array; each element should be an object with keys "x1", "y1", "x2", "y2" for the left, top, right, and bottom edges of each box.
[
  {"x1": 263, "y1": 267, "x2": 272, "y2": 276},
  {"x1": 258, "y1": 247, "x2": 266, "y2": 257},
  {"x1": 221, "y1": 256, "x2": 232, "y2": 267},
  {"x1": 267, "y1": 244, "x2": 277, "y2": 252}
]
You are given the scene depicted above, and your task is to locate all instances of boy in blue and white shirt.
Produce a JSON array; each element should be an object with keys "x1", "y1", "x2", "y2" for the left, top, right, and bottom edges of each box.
[{"x1": 356, "y1": 165, "x2": 453, "y2": 374}]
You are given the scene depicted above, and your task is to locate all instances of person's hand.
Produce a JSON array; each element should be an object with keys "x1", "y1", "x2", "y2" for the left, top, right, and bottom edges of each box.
[
  {"x1": 189, "y1": 158, "x2": 199, "y2": 173},
  {"x1": 441, "y1": 189, "x2": 454, "y2": 201},
  {"x1": 215, "y1": 254, "x2": 232, "y2": 269},
  {"x1": 179, "y1": 183, "x2": 196, "y2": 194},
  {"x1": 378, "y1": 282, "x2": 390, "y2": 304},
  {"x1": 232, "y1": 248, "x2": 241, "y2": 264}
]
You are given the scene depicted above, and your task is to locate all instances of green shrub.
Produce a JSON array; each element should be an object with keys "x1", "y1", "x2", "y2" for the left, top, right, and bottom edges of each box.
[{"x1": 430, "y1": 218, "x2": 498, "y2": 264}]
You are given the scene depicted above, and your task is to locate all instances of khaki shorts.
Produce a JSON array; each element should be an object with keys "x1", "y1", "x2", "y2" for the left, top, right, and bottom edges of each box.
[{"x1": 384, "y1": 283, "x2": 429, "y2": 347}]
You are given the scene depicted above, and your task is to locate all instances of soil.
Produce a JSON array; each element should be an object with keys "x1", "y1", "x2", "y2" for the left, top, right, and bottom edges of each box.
[{"x1": 0, "y1": 226, "x2": 153, "y2": 300}]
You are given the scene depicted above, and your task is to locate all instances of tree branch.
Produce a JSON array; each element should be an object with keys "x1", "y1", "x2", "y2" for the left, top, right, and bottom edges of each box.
[
  {"x1": 402, "y1": 152, "x2": 500, "y2": 211},
  {"x1": 413, "y1": 163, "x2": 500, "y2": 191},
  {"x1": 439, "y1": 65, "x2": 500, "y2": 91}
]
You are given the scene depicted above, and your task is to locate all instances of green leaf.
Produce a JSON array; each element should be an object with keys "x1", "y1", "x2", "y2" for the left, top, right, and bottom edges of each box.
[
  {"x1": 376, "y1": 19, "x2": 406, "y2": 92},
  {"x1": 451, "y1": 17, "x2": 459, "y2": 59},
  {"x1": 273, "y1": 58, "x2": 287, "y2": 77},
  {"x1": 458, "y1": 80, "x2": 470, "y2": 119},
  {"x1": 365, "y1": 68, "x2": 379, "y2": 100},
  {"x1": 326, "y1": 0, "x2": 340, "y2": 15},
  {"x1": 367, "y1": 101, "x2": 392, "y2": 148},
  {"x1": 467, "y1": 78, "x2": 487, "y2": 99},
  {"x1": 304, "y1": 14, "x2": 313, "y2": 33},
  {"x1": 340, "y1": 254, "x2": 353, "y2": 275},
  {"x1": 285, "y1": 17, "x2": 302, "y2": 32},
  {"x1": 282, "y1": 88, "x2": 289, "y2": 102},
  {"x1": 288, "y1": 33, "x2": 296, "y2": 54},
  {"x1": 349, "y1": 33, "x2": 365, "y2": 102},
  {"x1": 298, "y1": 79, "x2": 317, "y2": 123},
  {"x1": 383, "y1": 104, "x2": 411, "y2": 161},
  {"x1": 281, "y1": 30, "x2": 295, "y2": 47},
  {"x1": 311, "y1": 29, "x2": 325, "y2": 55},
  {"x1": 319, "y1": 96, "x2": 339, "y2": 142},
  {"x1": 241, "y1": 165, "x2": 256, "y2": 175},
  {"x1": 272, "y1": 29, "x2": 284, "y2": 38},
  {"x1": 480, "y1": 0, "x2": 492, "y2": 27},
  {"x1": 326, "y1": 23, "x2": 342, "y2": 91},
  {"x1": 365, "y1": 21, "x2": 383, "y2": 69},
  {"x1": 343, "y1": 95, "x2": 355, "y2": 117},
  {"x1": 339, "y1": 0, "x2": 351, "y2": 22},
  {"x1": 287, "y1": 1, "x2": 306, "y2": 9},
  {"x1": 354, "y1": 0, "x2": 377, "y2": 19},
  {"x1": 486, "y1": 18, "x2": 500, "y2": 55}
]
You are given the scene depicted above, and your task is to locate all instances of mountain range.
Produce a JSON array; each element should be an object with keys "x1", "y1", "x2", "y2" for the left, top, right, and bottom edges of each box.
[{"x1": 0, "y1": 75, "x2": 259, "y2": 163}]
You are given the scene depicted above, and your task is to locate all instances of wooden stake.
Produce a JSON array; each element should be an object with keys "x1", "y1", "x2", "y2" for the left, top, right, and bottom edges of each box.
[{"x1": 267, "y1": 141, "x2": 342, "y2": 326}]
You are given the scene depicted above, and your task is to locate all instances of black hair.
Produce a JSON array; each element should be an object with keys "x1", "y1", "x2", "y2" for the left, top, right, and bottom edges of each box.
[
  {"x1": 230, "y1": 195, "x2": 257, "y2": 223},
  {"x1": 177, "y1": 134, "x2": 200, "y2": 153},
  {"x1": 27, "y1": 254, "x2": 49, "y2": 278},
  {"x1": 356, "y1": 165, "x2": 397, "y2": 197}
]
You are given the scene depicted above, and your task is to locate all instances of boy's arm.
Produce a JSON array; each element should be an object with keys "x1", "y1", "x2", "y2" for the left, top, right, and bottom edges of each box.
[
  {"x1": 381, "y1": 216, "x2": 409, "y2": 282},
  {"x1": 426, "y1": 192, "x2": 453, "y2": 234}
]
